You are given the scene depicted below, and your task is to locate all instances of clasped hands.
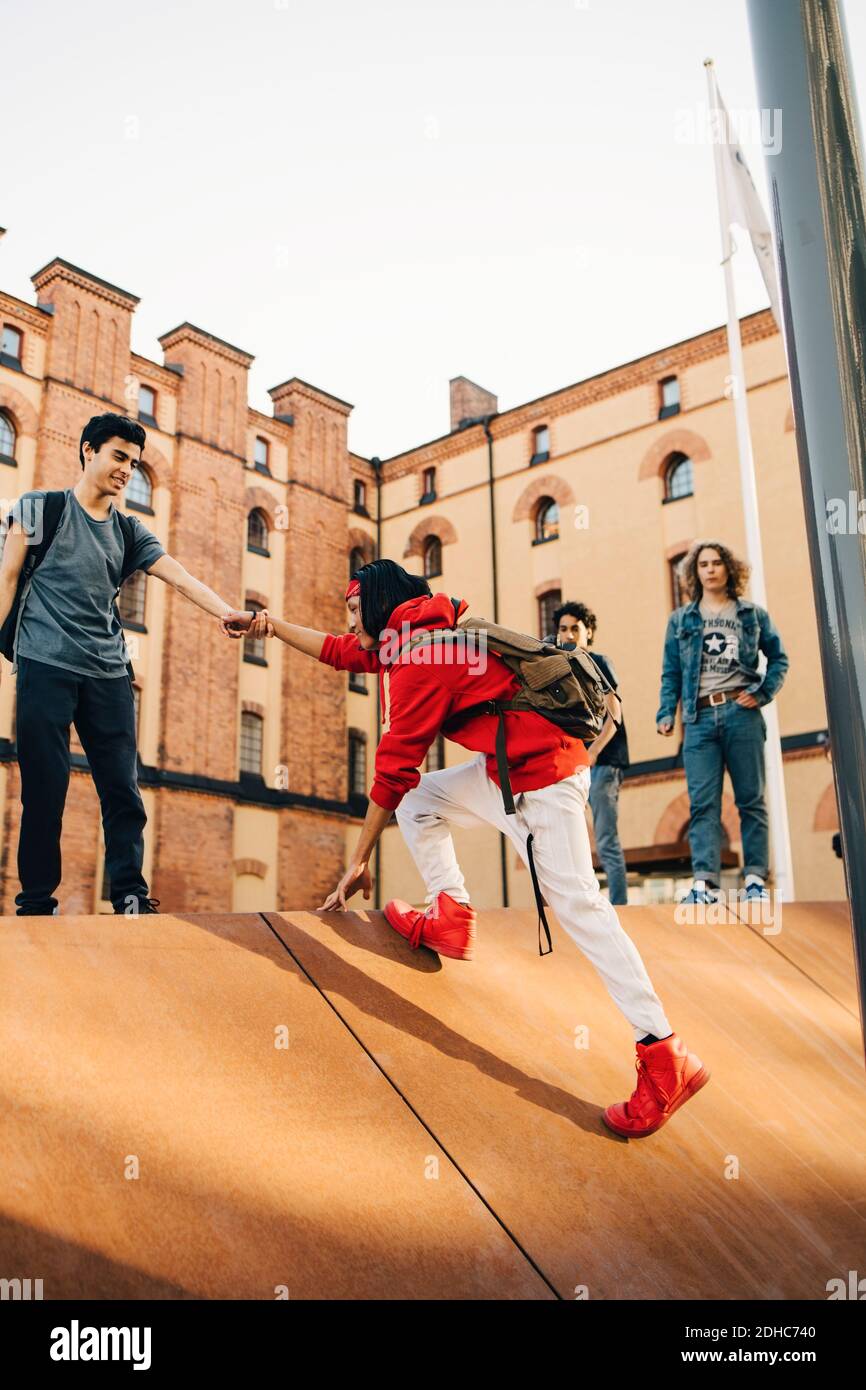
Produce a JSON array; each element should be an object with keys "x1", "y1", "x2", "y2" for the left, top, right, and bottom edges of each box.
[{"x1": 219, "y1": 608, "x2": 273, "y2": 640}]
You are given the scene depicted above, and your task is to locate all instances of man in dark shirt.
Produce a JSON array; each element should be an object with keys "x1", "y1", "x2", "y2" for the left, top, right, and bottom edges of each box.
[{"x1": 552, "y1": 601, "x2": 630, "y2": 905}]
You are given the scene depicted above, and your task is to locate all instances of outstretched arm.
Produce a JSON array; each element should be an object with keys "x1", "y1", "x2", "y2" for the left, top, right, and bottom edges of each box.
[
  {"x1": 223, "y1": 609, "x2": 381, "y2": 672},
  {"x1": 147, "y1": 553, "x2": 238, "y2": 621},
  {"x1": 234, "y1": 613, "x2": 327, "y2": 661}
]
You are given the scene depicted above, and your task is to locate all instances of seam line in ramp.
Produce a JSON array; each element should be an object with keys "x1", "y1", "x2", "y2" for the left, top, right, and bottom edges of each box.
[
  {"x1": 257, "y1": 912, "x2": 562, "y2": 1300},
  {"x1": 728, "y1": 904, "x2": 859, "y2": 1020}
]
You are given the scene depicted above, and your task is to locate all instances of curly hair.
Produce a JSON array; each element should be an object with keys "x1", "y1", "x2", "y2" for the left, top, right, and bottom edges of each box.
[
  {"x1": 677, "y1": 539, "x2": 751, "y2": 602},
  {"x1": 551, "y1": 600, "x2": 597, "y2": 645}
]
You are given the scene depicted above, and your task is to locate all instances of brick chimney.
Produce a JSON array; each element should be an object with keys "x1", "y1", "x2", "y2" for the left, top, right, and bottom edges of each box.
[{"x1": 449, "y1": 375, "x2": 497, "y2": 432}]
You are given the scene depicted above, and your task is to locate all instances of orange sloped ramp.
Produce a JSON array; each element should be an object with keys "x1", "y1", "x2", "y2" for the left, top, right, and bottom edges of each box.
[
  {"x1": 266, "y1": 902, "x2": 866, "y2": 1300},
  {"x1": 0, "y1": 913, "x2": 552, "y2": 1299},
  {"x1": 730, "y1": 899, "x2": 859, "y2": 1016}
]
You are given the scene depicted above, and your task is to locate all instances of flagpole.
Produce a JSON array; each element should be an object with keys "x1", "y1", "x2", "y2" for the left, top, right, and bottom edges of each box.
[{"x1": 703, "y1": 57, "x2": 795, "y2": 902}]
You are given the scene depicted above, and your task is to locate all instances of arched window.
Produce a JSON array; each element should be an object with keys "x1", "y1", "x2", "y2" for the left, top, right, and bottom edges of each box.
[
  {"x1": 0, "y1": 411, "x2": 16, "y2": 465},
  {"x1": 349, "y1": 546, "x2": 365, "y2": 580},
  {"x1": 664, "y1": 453, "x2": 693, "y2": 501},
  {"x1": 538, "y1": 589, "x2": 561, "y2": 640},
  {"x1": 126, "y1": 465, "x2": 153, "y2": 512},
  {"x1": 534, "y1": 498, "x2": 559, "y2": 543},
  {"x1": 243, "y1": 601, "x2": 267, "y2": 663},
  {"x1": 669, "y1": 551, "x2": 689, "y2": 609},
  {"x1": 423, "y1": 535, "x2": 442, "y2": 578},
  {"x1": 240, "y1": 711, "x2": 264, "y2": 776},
  {"x1": 247, "y1": 508, "x2": 269, "y2": 553},
  {"x1": 118, "y1": 570, "x2": 147, "y2": 626},
  {"x1": 426, "y1": 733, "x2": 446, "y2": 772},
  {"x1": 348, "y1": 730, "x2": 367, "y2": 797}
]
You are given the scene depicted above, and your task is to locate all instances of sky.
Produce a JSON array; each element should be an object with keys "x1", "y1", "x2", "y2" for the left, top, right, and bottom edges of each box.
[{"x1": 2, "y1": 0, "x2": 866, "y2": 460}]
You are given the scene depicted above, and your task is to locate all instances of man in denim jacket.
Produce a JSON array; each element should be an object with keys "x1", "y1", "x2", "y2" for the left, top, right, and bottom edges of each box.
[{"x1": 656, "y1": 541, "x2": 789, "y2": 905}]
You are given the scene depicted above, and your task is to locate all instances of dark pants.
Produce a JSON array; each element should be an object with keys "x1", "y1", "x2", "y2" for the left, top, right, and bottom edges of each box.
[{"x1": 15, "y1": 656, "x2": 148, "y2": 914}]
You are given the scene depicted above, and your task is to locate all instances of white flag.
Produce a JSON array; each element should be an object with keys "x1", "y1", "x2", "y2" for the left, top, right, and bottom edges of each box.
[{"x1": 711, "y1": 73, "x2": 782, "y2": 329}]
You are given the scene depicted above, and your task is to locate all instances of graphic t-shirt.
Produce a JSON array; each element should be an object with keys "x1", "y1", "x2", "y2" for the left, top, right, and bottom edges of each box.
[
  {"x1": 698, "y1": 599, "x2": 746, "y2": 697},
  {"x1": 8, "y1": 489, "x2": 164, "y2": 677}
]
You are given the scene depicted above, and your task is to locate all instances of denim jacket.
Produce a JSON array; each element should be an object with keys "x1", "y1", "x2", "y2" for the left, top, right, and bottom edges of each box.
[{"x1": 656, "y1": 598, "x2": 789, "y2": 726}]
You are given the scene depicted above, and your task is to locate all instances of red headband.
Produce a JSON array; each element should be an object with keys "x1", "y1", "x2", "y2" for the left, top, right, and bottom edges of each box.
[{"x1": 346, "y1": 579, "x2": 361, "y2": 599}]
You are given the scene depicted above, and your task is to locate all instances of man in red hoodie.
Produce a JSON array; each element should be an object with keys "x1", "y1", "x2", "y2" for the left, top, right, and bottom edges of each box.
[{"x1": 229, "y1": 560, "x2": 709, "y2": 1139}]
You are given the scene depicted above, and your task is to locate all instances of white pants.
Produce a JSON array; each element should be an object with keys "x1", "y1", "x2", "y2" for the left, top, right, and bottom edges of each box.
[{"x1": 395, "y1": 753, "x2": 671, "y2": 1042}]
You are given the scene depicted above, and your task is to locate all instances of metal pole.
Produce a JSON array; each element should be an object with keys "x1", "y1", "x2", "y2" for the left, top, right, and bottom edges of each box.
[
  {"x1": 704, "y1": 58, "x2": 796, "y2": 901},
  {"x1": 746, "y1": 0, "x2": 866, "y2": 1052}
]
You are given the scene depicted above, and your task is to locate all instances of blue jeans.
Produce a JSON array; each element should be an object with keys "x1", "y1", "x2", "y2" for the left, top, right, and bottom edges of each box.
[
  {"x1": 589, "y1": 764, "x2": 628, "y2": 905},
  {"x1": 682, "y1": 699, "x2": 769, "y2": 882}
]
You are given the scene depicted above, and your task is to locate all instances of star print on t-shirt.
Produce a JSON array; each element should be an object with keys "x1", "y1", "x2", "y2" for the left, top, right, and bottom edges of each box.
[{"x1": 703, "y1": 630, "x2": 736, "y2": 658}]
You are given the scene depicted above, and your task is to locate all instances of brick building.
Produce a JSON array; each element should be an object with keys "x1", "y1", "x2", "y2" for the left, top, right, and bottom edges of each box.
[{"x1": 0, "y1": 257, "x2": 844, "y2": 912}]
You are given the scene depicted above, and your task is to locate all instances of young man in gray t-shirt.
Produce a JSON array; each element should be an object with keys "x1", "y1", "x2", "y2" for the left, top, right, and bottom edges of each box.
[{"x1": 0, "y1": 412, "x2": 257, "y2": 915}]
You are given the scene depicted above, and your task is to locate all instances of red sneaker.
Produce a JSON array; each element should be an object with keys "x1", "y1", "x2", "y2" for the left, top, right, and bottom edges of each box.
[
  {"x1": 383, "y1": 891, "x2": 476, "y2": 961},
  {"x1": 602, "y1": 1034, "x2": 710, "y2": 1138}
]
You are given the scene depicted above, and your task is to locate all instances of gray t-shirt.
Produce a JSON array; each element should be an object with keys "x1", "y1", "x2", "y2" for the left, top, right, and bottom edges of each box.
[
  {"x1": 9, "y1": 489, "x2": 165, "y2": 677},
  {"x1": 698, "y1": 598, "x2": 747, "y2": 697}
]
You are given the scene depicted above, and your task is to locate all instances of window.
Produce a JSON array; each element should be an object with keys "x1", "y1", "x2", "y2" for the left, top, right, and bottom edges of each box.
[
  {"x1": 530, "y1": 424, "x2": 550, "y2": 465},
  {"x1": 534, "y1": 498, "x2": 559, "y2": 543},
  {"x1": 1, "y1": 324, "x2": 22, "y2": 368},
  {"x1": 254, "y1": 437, "x2": 270, "y2": 474},
  {"x1": 244, "y1": 602, "x2": 267, "y2": 663},
  {"x1": 421, "y1": 466, "x2": 436, "y2": 503},
  {"x1": 138, "y1": 384, "x2": 157, "y2": 423},
  {"x1": 670, "y1": 552, "x2": 689, "y2": 609},
  {"x1": 659, "y1": 376, "x2": 680, "y2": 419},
  {"x1": 664, "y1": 453, "x2": 693, "y2": 501},
  {"x1": 132, "y1": 684, "x2": 142, "y2": 734},
  {"x1": 349, "y1": 670, "x2": 367, "y2": 693},
  {"x1": 348, "y1": 730, "x2": 367, "y2": 797},
  {"x1": 426, "y1": 733, "x2": 445, "y2": 772},
  {"x1": 423, "y1": 535, "x2": 442, "y2": 578},
  {"x1": 240, "y1": 711, "x2": 264, "y2": 776},
  {"x1": 247, "y1": 508, "x2": 269, "y2": 553},
  {"x1": 0, "y1": 411, "x2": 16, "y2": 464},
  {"x1": 126, "y1": 464, "x2": 153, "y2": 512},
  {"x1": 118, "y1": 570, "x2": 147, "y2": 627},
  {"x1": 353, "y1": 478, "x2": 368, "y2": 513},
  {"x1": 538, "y1": 589, "x2": 561, "y2": 640},
  {"x1": 349, "y1": 546, "x2": 365, "y2": 580}
]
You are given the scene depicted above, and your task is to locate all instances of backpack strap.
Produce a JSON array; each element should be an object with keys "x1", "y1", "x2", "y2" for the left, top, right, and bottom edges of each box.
[
  {"x1": 111, "y1": 509, "x2": 140, "y2": 681},
  {"x1": 452, "y1": 695, "x2": 553, "y2": 957},
  {"x1": 1, "y1": 491, "x2": 68, "y2": 668},
  {"x1": 16, "y1": 490, "x2": 67, "y2": 569},
  {"x1": 115, "y1": 509, "x2": 140, "y2": 585}
]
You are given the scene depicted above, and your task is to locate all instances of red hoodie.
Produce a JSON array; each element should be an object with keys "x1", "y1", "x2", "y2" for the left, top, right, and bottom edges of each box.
[{"x1": 318, "y1": 592, "x2": 589, "y2": 811}]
